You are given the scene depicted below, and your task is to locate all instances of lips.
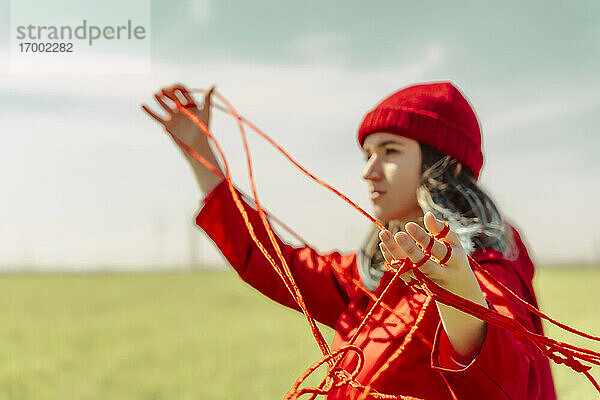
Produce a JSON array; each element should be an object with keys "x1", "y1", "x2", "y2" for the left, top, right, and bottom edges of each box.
[{"x1": 370, "y1": 190, "x2": 386, "y2": 200}]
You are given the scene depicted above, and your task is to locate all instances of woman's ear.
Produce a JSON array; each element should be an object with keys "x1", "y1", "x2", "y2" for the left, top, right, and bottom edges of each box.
[{"x1": 454, "y1": 162, "x2": 462, "y2": 177}]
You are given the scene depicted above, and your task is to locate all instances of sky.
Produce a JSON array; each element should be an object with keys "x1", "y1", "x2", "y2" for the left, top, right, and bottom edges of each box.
[{"x1": 1, "y1": 0, "x2": 600, "y2": 271}]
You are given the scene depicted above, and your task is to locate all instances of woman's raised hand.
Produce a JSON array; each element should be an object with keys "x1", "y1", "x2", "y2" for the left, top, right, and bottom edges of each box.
[
  {"x1": 142, "y1": 83, "x2": 215, "y2": 151},
  {"x1": 378, "y1": 212, "x2": 475, "y2": 295},
  {"x1": 142, "y1": 83, "x2": 224, "y2": 194}
]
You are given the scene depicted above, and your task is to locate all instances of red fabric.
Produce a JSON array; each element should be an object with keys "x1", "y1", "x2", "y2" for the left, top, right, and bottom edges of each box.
[
  {"x1": 195, "y1": 180, "x2": 557, "y2": 399},
  {"x1": 357, "y1": 81, "x2": 484, "y2": 180}
]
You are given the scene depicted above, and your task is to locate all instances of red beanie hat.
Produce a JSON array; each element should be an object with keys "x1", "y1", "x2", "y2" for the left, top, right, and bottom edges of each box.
[{"x1": 357, "y1": 81, "x2": 484, "y2": 180}]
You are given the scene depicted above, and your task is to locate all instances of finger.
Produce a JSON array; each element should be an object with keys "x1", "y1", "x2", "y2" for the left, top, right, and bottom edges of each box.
[
  {"x1": 173, "y1": 86, "x2": 196, "y2": 106},
  {"x1": 393, "y1": 232, "x2": 439, "y2": 277},
  {"x1": 171, "y1": 82, "x2": 190, "y2": 96},
  {"x1": 161, "y1": 89, "x2": 182, "y2": 109},
  {"x1": 404, "y1": 222, "x2": 452, "y2": 266},
  {"x1": 202, "y1": 85, "x2": 215, "y2": 119},
  {"x1": 379, "y1": 242, "x2": 415, "y2": 283},
  {"x1": 141, "y1": 104, "x2": 167, "y2": 125},
  {"x1": 172, "y1": 83, "x2": 195, "y2": 103},
  {"x1": 378, "y1": 230, "x2": 408, "y2": 261},
  {"x1": 154, "y1": 94, "x2": 174, "y2": 114},
  {"x1": 423, "y1": 212, "x2": 461, "y2": 246},
  {"x1": 173, "y1": 90, "x2": 188, "y2": 105},
  {"x1": 171, "y1": 87, "x2": 194, "y2": 106},
  {"x1": 379, "y1": 229, "x2": 415, "y2": 275},
  {"x1": 379, "y1": 241, "x2": 400, "y2": 265}
]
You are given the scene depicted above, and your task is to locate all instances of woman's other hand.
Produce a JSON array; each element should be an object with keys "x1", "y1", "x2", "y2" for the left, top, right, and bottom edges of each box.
[
  {"x1": 378, "y1": 211, "x2": 475, "y2": 294},
  {"x1": 378, "y1": 211, "x2": 489, "y2": 359}
]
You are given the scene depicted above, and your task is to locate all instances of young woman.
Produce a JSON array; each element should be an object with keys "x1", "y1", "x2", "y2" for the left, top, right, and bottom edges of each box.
[{"x1": 143, "y1": 82, "x2": 557, "y2": 399}]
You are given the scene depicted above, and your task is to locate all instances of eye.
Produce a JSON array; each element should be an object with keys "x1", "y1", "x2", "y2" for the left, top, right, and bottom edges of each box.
[
  {"x1": 385, "y1": 148, "x2": 399, "y2": 155},
  {"x1": 364, "y1": 153, "x2": 372, "y2": 162}
]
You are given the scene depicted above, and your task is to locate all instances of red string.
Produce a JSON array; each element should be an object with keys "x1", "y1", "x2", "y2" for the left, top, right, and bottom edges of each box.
[
  {"x1": 171, "y1": 92, "x2": 334, "y2": 361},
  {"x1": 147, "y1": 87, "x2": 600, "y2": 399},
  {"x1": 357, "y1": 296, "x2": 439, "y2": 400}
]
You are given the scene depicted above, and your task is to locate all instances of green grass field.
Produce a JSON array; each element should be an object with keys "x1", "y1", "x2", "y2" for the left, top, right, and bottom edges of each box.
[{"x1": 0, "y1": 268, "x2": 598, "y2": 399}]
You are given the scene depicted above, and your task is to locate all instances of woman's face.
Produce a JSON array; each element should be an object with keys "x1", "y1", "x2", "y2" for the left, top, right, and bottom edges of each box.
[{"x1": 361, "y1": 132, "x2": 423, "y2": 224}]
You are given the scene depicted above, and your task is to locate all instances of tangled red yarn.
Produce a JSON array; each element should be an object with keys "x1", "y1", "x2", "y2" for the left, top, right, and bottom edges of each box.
[{"x1": 146, "y1": 87, "x2": 600, "y2": 399}]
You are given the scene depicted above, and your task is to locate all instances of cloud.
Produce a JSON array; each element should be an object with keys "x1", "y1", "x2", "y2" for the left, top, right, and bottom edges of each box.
[
  {"x1": 290, "y1": 32, "x2": 350, "y2": 66},
  {"x1": 0, "y1": 44, "x2": 445, "y2": 117},
  {"x1": 189, "y1": 0, "x2": 210, "y2": 23},
  {"x1": 0, "y1": 50, "x2": 445, "y2": 270},
  {"x1": 486, "y1": 89, "x2": 600, "y2": 132},
  {"x1": 2, "y1": 47, "x2": 598, "y2": 269}
]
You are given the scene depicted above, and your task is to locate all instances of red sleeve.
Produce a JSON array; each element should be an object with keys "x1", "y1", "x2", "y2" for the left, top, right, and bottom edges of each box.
[
  {"x1": 430, "y1": 259, "x2": 555, "y2": 399},
  {"x1": 195, "y1": 180, "x2": 359, "y2": 329}
]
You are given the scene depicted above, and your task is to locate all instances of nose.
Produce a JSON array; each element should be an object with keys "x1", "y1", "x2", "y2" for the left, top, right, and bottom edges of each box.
[{"x1": 361, "y1": 155, "x2": 382, "y2": 181}]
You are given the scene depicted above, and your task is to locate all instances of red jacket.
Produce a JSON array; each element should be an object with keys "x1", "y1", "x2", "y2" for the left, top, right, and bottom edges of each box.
[{"x1": 195, "y1": 180, "x2": 557, "y2": 399}]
